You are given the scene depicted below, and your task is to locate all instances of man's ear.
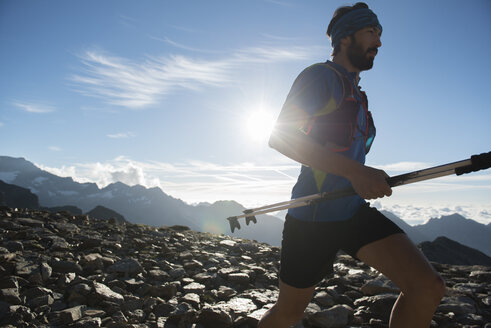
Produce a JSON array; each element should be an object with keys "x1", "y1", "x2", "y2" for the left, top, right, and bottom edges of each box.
[{"x1": 339, "y1": 35, "x2": 351, "y2": 50}]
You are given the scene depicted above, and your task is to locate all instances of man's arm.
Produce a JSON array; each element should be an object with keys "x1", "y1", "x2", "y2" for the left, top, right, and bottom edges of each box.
[{"x1": 269, "y1": 124, "x2": 392, "y2": 200}]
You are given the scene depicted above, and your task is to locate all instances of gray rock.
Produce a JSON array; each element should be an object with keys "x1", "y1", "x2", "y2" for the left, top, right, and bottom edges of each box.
[
  {"x1": 306, "y1": 304, "x2": 353, "y2": 328},
  {"x1": 183, "y1": 282, "x2": 206, "y2": 294},
  {"x1": 4, "y1": 241, "x2": 23, "y2": 252},
  {"x1": 54, "y1": 305, "x2": 87, "y2": 325},
  {"x1": 181, "y1": 293, "x2": 200, "y2": 309},
  {"x1": 314, "y1": 290, "x2": 336, "y2": 307},
  {"x1": 40, "y1": 262, "x2": 52, "y2": 281},
  {"x1": 217, "y1": 285, "x2": 236, "y2": 300},
  {"x1": 149, "y1": 283, "x2": 177, "y2": 299},
  {"x1": 27, "y1": 294, "x2": 54, "y2": 308},
  {"x1": 107, "y1": 258, "x2": 143, "y2": 276},
  {"x1": 0, "y1": 288, "x2": 22, "y2": 305},
  {"x1": 51, "y1": 260, "x2": 83, "y2": 274},
  {"x1": 72, "y1": 316, "x2": 102, "y2": 328},
  {"x1": 16, "y1": 217, "x2": 44, "y2": 228},
  {"x1": 227, "y1": 272, "x2": 250, "y2": 284},
  {"x1": 92, "y1": 282, "x2": 124, "y2": 305},
  {"x1": 226, "y1": 297, "x2": 257, "y2": 317},
  {"x1": 360, "y1": 276, "x2": 400, "y2": 296},
  {"x1": 354, "y1": 294, "x2": 398, "y2": 322},
  {"x1": 198, "y1": 304, "x2": 233, "y2": 328}
]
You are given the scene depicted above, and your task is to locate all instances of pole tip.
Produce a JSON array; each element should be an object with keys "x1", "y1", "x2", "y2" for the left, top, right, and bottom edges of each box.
[{"x1": 227, "y1": 217, "x2": 241, "y2": 233}]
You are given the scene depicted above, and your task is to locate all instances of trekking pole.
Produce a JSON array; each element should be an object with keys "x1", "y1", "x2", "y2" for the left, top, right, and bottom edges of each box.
[{"x1": 227, "y1": 151, "x2": 491, "y2": 232}]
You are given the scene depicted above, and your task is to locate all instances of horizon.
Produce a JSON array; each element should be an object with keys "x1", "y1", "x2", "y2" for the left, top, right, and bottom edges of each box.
[
  {"x1": 1, "y1": 154, "x2": 489, "y2": 227},
  {"x1": 1, "y1": 1, "x2": 490, "y2": 226}
]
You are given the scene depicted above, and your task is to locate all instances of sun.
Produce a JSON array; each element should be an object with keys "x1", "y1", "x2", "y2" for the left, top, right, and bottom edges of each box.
[{"x1": 244, "y1": 110, "x2": 276, "y2": 143}]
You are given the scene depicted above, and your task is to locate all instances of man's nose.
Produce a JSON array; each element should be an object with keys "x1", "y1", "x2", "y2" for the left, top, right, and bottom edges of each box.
[{"x1": 375, "y1": 35, "x2": 382, "y2": 48}]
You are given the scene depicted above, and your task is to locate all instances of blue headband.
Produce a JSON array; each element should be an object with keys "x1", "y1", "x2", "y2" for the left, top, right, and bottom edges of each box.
[{"x1": 329, "y1": 8, "x2": 382, "y2": 49}]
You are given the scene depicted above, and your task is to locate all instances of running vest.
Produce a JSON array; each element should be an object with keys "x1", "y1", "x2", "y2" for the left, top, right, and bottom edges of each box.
[{"x1": 302, "y1": 61, "x2": 376, "y2": 154}]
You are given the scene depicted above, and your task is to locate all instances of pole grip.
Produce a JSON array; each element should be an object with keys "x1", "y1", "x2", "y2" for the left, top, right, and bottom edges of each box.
[{"x1": 455, "y1": 151, "x2": 491, "y2": 176}]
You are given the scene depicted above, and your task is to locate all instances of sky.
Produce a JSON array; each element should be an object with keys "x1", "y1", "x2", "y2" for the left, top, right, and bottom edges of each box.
[{"x1": 1, "y1": 0, "x2": 490, "y2": 225}]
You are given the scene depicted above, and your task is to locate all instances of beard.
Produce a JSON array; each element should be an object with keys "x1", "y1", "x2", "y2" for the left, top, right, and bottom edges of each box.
[{"x1": 346, "y1": 36, "x2": 377, "y2": 71}]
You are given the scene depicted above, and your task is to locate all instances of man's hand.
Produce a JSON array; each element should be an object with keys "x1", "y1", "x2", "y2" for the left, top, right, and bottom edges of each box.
[{"x1": 348, "y1": 165, "x2": 392, "y2": 200}]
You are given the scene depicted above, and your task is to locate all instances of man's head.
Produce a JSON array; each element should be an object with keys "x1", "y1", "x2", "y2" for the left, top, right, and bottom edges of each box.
[{"x1": 327, "y1": 2, "x2": 382, "y2": 63}]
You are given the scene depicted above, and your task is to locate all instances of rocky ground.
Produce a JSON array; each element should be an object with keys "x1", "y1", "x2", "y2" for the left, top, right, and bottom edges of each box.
[{"x1": 0, "y1": 207, "x2": 489, "y2": 328}]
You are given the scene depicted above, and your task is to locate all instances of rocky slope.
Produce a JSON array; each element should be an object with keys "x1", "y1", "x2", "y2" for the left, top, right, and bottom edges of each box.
[{"x1": 0, "y1": 207, "x2": 490, "y2": 328}]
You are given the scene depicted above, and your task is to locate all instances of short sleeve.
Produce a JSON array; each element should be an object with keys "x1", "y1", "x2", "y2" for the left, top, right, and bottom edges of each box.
[{"x1": 276, "y1": 63, "x2": 343, "y2": 133}]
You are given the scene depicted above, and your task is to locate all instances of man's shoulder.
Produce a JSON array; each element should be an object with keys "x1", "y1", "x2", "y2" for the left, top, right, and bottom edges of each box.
[
  {"x1": 297, "y1": 61, "x2": 342, "y2": 85},
  {"x1": 303, "y1": 61, "x2": 336, "y2": 74}
]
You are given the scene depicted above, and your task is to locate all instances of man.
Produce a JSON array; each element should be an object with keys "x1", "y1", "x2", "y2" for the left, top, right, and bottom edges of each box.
[{"x1": 259, "y1": 3, "x2": 445, "y2": 328}]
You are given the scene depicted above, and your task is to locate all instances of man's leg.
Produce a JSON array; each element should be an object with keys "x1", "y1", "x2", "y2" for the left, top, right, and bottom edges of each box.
[
  {"x1": 356, "y1": 233, "x2": 445, "y2": 328},
  {"x1": 258, "y1": 279, "x2": 315, "y2": 328}
]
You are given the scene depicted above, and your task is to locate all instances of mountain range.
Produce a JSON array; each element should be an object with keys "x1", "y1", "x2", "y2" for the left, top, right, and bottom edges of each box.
[
  {"x1": 0, "y1": 156, "x2": 283, "y2": 246},
  {"x1": 1, "y1": 155, "x2": 490, "y2": 257}
]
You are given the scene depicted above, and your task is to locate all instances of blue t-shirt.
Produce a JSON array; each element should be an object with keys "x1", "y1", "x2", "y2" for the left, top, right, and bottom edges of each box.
[{"x1": 279, "y1": 61, "x2": 370, "y2": 222}]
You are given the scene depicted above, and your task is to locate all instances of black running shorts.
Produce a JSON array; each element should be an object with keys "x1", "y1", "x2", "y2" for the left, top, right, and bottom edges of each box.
[{"x1": 279, "y1": 203, "x2": 405, "y2": 288}]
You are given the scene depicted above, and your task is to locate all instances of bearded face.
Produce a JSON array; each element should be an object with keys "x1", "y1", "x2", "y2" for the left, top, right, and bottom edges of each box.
[{"x1": 346, "y1": 35, "x2": 378, "y2": 71}]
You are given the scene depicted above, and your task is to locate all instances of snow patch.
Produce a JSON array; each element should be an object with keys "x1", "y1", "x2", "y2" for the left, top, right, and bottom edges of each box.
[
  {"x1": 32, "y1": 176, "x2": 49, "y2": 185},
  {"x1": 89, "y1": 191, "x2": 114, "y2": 199},
  {"x1": 57, "y1": 190, "x2": 79, "y2": 196},
  {"x1": 0, "y1": 171, "x2": 19, "y2": 183}
]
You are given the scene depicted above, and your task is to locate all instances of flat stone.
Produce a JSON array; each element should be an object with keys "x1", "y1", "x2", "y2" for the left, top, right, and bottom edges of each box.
[
  {"x1": 149, "y1": 283, "x2": 177, "y2": 299},
  {"x1": 181, "y1": 293, "x2": 200, "y2": 308},
  {"x1": 16, "y1": 218, "x2": 44, "y2": 228},
  {"x1": 226, "y1": 297, "x2": 257, "y2": 316},
  {"x1": 183, "y1": 282, "x2": 206, "y2": 294},
  {"x1": 314, "y1": 291, "x2": 336, "y2": 307},
  {"x1": 0, "y1": 288, "x2": 22, "y2": 305},
  {"x1": 107, "y1": 258, "x2": 143, "y2": 276},
  {"x1": 51, "y1": 260, "x2": 83, "y2": 274},
  {"x1": 58, "y1": 305, "x2": 87, "y2": 324},
  {"x1": 93, "y1": 282, "x2": 124, "y2": 305},
  {"x1": 354, "y1": 294, "x2": 398, "y2": 322},
  {"x1": 219, "y1": 240, "x2": 236, "y2": 248},
  {"x1": 361, "y1": 276, "x2": 400, "y2": 296},
  {"x1": 197, "y1": 304, "x2": 233, "y2": 328},
  {"x1": 227, "y1": 272, "x2": 250, "y2": 284},
  {"x1": 4, "y1": 241, "x2": 24, "y2": 252},
  {"x1": 307, "y1": 304, "x2": 353, "y2": 328},
  {"x1": 71, "y1": 316, "x2": 102, "y2": 328}
]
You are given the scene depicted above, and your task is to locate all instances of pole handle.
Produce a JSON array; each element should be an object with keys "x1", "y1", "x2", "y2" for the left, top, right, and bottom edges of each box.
[{"x1": 455, "y1": 151, "x2": 491, "y2": 176}]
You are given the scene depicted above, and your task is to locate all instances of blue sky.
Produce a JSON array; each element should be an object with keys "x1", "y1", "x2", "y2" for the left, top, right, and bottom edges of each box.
[{"x1": 1, "y1": 0, "x2": 490, "y2": 225}]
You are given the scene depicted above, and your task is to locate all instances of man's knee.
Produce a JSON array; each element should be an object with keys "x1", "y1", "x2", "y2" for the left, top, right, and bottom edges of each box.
[
  {"x1": 430, "y1": 273, "x2": 446, "y2": 300},
  {"x1": 404, "y1": 271, "x2": 446, "y2": 303}
]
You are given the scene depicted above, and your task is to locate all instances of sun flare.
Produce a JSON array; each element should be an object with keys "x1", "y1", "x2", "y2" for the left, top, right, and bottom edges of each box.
[{"x1": 245, "y1": 110, "x2": 276, "y2": 143}]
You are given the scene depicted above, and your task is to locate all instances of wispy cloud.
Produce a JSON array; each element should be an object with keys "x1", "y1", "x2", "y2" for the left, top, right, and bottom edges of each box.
[
  {"x1": 13, "y1": 101, "x2": 55, "y2": 113},
  {"x1": 233, "y1": 46, "x2": 313, "y2": 63},
  {"x1": 0, "y1": 121, "x2": 4, "y2": 127},
  {"x1": 150, "y1": 36, "x2": 220, "y2": 54},
  {"x1": 70, "y1": 44, "x2": 321, "y2": 109},
  {"x1": 264, "y1": 0, "x2": 296, "y2": 7},
  {"x1": 118, "y1": 14, "x2": 137, "y2": 27},
  {"x1": 48, "y1": 146, "x2": 62, "y2": 152},
  {"x1": 107, "y1": 132, "x2": 136, "y2": 139},
  {"x1": 70, "y1": 51, "x2": 233, "y2": 109}
]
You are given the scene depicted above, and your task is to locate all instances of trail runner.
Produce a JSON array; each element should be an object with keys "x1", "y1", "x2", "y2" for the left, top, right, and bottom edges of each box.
[{"x1": 258, "y1": 3, "x2": 445, "y2": 327}]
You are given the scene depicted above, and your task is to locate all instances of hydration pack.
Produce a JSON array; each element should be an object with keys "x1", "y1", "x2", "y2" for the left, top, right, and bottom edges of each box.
[{"x1": 304, "y1": 61, "x2": 376, "y2": 154}]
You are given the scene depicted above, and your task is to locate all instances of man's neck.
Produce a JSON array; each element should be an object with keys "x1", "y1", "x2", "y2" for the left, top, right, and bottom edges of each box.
[{"x1": 333, "y1": 55, "x2": 360, "y2": 85}]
